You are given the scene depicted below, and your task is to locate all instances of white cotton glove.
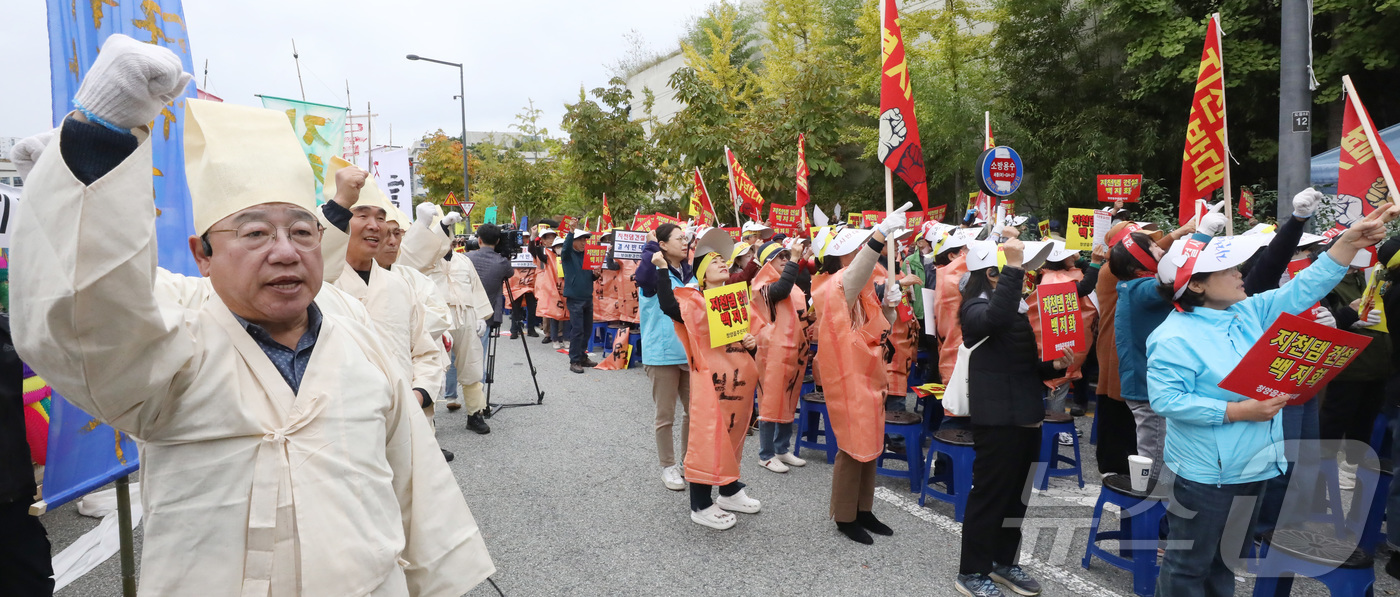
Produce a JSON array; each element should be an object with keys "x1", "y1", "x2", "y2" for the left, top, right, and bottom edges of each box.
[
  {"x1": 10, "y1": 130, "x2": 55, "y2": 179},
  {"x1": 73, "y1": 34, "x2": 192, "y2": 131},
  {"x1": 875, "y1": 202, "x2": 913, "y2": 238},
  {"x1": 1292, "y1": 188, "x2": 1324, "y2": 219},
  {"x1": 1311, "y1": 306, "x2": 1337, "y2": 328},
  {"x1": 1199, "y1": 212, "x2": 1229, "y2": 237},
  {"x1": 476, "y1": 319, "x2": 488, "y2": 338},
  {"x1": 883, "y1": 283, "x2": 903, "y2": 307},
  {"x1": 415, "y1": 202, "x2": 438, "y2": 225},
  {"x1": 441, "y1": 212, "x2": 464, "y2": 228},
  {"x1": 1352, "y1": 308, "x2": 1382, "y2": 329}
]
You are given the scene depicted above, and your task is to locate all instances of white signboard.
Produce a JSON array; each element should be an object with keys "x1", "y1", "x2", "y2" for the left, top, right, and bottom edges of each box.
[
  {"x1": 612, "y1": 230, "x2": 647, "y2": 260},
  {"x1": 511, "y1": 251, "x2": 536, "y2": 268},
  {"x1": 368, "y1": 148, "x2": 413, "y2": 221}
]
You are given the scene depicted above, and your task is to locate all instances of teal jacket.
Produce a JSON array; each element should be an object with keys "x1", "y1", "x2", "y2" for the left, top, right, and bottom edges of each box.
[{"x1": 1146, "y1": 251, "x2": 1348, "y2": 485}]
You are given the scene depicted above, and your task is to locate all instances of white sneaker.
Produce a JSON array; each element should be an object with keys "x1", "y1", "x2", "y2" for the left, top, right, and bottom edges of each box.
[
  {"x1": 553, "y1": 341, "x2": 564, "y2": 350},
  {"x1": 662, "y1": 465, "x2": 685, "y2": 491},
  {"x1": 759, "y1": 458, "x2": 789, "y2": 473},
  {"x1": 1057, "y1": 432, "x2": 1074, "y2": 446},
  {"x1": 715, "y1": 488, "x2": 762, "y2": 514},
  {"x1": 1339, "y1": 460, "x2": 1358, "y2": 491},
  {"x1": 691, "y1": 504, "x2": 736, "y2": 530},
  {"x1": 777, "y1": 452, "x2": 807, "y2": 467}
]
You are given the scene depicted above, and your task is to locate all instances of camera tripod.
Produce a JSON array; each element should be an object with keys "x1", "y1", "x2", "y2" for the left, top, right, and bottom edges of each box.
[{"x1": 485, "y1": 281, "x2": 546, "y2": 416}]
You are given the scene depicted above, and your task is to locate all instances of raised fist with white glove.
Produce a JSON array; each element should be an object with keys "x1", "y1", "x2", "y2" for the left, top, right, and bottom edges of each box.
[
  {"x1": 476, "y1": 319, "x2": 489, "y2": 338},
  {"x1": 10, "y1": 130, "x2": 56, "y2": 179},
  {"x1": 1352, "y1": 308, "x2": 1383, "y2": 329},
  {"x1": 883, "y1": 283, "x2": 903, "y2": 308},
  {"x1": 441, "y1": 212, "x2": 464, "y2": 228},
  {"x1": 1292, "y1": 188, "x2": 1324, "y2": 219},
  {"x1": 416, "y1": 201, "x2": 439, "y2": 223},
  {"x1": 73, "y1": 34, "x2": 192, "y2": 131},
  {"x1": 1311, "y1": 306, "x2": 1337, "y2": 328},
  {"x1": 1199, "y1": 212, "x2": 1229, "y2": 237},
  {"x1": 874, "y1": 201, "x2": 913, "y2": 241}
]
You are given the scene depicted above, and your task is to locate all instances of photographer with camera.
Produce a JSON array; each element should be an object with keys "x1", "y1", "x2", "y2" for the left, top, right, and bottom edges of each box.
[{"x1": 464, "y1": 223, "x2": 516, "y2": 432}]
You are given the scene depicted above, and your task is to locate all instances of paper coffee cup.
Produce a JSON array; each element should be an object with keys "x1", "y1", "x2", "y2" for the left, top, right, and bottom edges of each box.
[{"x1": 1127, "y1": 455, "x2": 1152, "y2": 492}]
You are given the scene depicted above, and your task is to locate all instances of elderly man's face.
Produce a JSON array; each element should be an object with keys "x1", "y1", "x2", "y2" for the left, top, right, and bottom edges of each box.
[
  {"x1": 376, "y1": 221, "x2": 404, "y2": 268},
  {"x1": 347, "y1": 206, "x2": 387, "y2": 266},
  {"x1": 191, "y1": 203, "x2": 323, "y2": 326},
  {"x1": 572, "y1": 238, "x2": 587, "y2": 252}
]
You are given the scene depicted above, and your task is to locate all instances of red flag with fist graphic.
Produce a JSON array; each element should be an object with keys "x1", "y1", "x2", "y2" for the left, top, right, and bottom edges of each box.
[{"x1": 878, "y1": 0, "x2": 929, "y2": 217}]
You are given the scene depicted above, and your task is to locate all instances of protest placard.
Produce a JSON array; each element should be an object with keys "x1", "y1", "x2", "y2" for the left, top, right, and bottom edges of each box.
[
  {"x1": 1096, "y1": 174, "x2": 1143, "y2": 202},
  {"x1": 583, "y1": 244, "x2": 606, "y2": 271},
  {"x1": 847, "y1": 213, "x2": 862, "y2": 226},
  {"x1": 862, "y1": 211, "x2": 883, "y2": 228},
  {"x1": 1092, "y1": 209, "x2": 1112, "y2": 249},
  {"x1": 611, "y1": 230, "x2": 647, "y2": 260},
  {"x1": 510, "y1": 252, "x2": 536, "y2": 268},
  {"x1": 1359, "y1": 267, "x2": 1389, "y2": 332},
  {"x1": 1035, "y1": 281, "x2": 1083, "y2": 361},
  {"x1": 1038, "y1": 219, "x2": 1051, "y2": 239},
  {"x1": 704, "y1": 282, "x2": 751, "y2": 347},
  {"x1": 1218, "y1": 313, "x2": 1373, "y2": 405},
  {"x1": 767, "y1": 204, "x2": 805, "y2": 237},
  {"x1": 1066, "y1": 208, "x2": 1095, "y2": 251},
  {"x1": 722, "y1": 227, "x2": 742, "y2": 243},
  {"x1": 927, "y1": 204, "x2": 947, "y2": 222}
]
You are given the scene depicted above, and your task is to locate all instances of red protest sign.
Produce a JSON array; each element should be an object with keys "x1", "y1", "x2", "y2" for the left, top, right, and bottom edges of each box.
[
  {"x1": 767, "y1": 203, "x2": 805, "y2": 237},
  {"x1": 862, "y1": 211, "x2": 883, "y2": 228},
  {"x1": 1096, "y1": 174, "x2": 1143, "y2": 202},
  {"x1": 559, "y1": 216, "x2": 576, "y2": 233},
  {"x1": 1218, "y1": 313, "x2": 1373, "y2": 405},
  {"x1": 1035, "y1": 281, "x2": 1084, "y2": 361},
  {"x1": 927, "y1": 204, "x2": 947, "y2": 222},
  {"x1": 1320, "y1": 223, "x2": 1347, "y2": 245},
  {"x1": 722, "y1": 227, "x2": 741, "y2": 243},
  {"x1": 633, "y1": 214, "x2": 659, "y2": 232},
  {"x1": 583, "y1": 243, "x2": 606, "y2": 271}
]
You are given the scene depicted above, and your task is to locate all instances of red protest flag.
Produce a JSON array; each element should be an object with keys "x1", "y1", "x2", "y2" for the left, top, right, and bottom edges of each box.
[
  {"x1": 725, "y1": 147, "x2": 765, "y2": 221},
  {"x1": 690, "y1": 167, "x2": 717, "y2": 226},
  {"x1": 1178, "y1": 14, "x2": 1230, "y2": 225},
  {"x1": 1218, "y1": 313, "x2": 1373, "y2": 405},
  {"x1": 1337, "y1": 76, "x2": 1399, "y2": 222},
  {"x1": 601, "y1": 194, "x2": 613, "y2": 228},
  {"x1": 795, "y1": 134, "x2": 811, "y2": 208},
  {"x1": 1238, "y1": 187, "x2": 1255, "y2": 219},
  {"x1": 878, "y1": 0, "x2": 929, "y2": 217}
]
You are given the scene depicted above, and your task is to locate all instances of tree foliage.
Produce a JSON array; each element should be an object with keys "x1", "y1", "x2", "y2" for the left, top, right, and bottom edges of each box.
[{"x1": 560, "y1": 78, "x2": 661, "y2": 219}]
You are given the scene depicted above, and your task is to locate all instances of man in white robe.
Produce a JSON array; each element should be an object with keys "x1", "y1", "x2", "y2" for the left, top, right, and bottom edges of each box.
[{"x1": 10, "y1": 36, "x2": 492, "y2": 596}]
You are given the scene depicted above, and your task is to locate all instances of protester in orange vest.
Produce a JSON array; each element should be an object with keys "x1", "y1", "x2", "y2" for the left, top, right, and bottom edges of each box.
[
  {"x1": 531, "y1": 229, "x2": 569, "y2": 350},
  {"x1": 811, "y1": 209, "x2": 909, "y2": 545},
  {"x1": 934, "y1": 234, "x2": 972, "y2": 383},
  {"x1": 750, "y1": 240, "x2": 813, "y2": 474},
  {"x1": 651, "y1": 228, "x2": 761, "y2": 530}
]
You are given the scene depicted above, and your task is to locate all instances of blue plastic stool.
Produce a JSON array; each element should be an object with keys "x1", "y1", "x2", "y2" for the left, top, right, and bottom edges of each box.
[
  {"x1": 1351, "y1": 458, "x2": 1390, "y2": 555},
  {"x1": 1082, "y1": 474, "x2": 1166, "y2": 597},
  {"x1": 877, "y1": 411, "x2": 925, "y2": 493},
  {"x1": 1035, "y1": 412, "x2": 1084, "y2": 490},
  {"x1": 1090, "y1": 408, "x2": 1099, "y2": 445},
  {"x1": 628, "y1": 334, "x2": 642, "y2": 365},
  {"x1": 1370, "y1": 411, "x2": 1392, "y2": 459},
  {"x1": 921, "y1": 428, "x2": 975, "y2": 521},
  {"x1": 587, "y1": 322, "x2": 610, "y2": 353},
  {"x1": 1309, "y1": 457, "x2": 1352, "y2": 534},
  {"x1": 796, "y1": 392, "x2": 837, "y2": 464},
  {"x1": 1252, "y1": 529, "x2": 1375, "y2": 596}
]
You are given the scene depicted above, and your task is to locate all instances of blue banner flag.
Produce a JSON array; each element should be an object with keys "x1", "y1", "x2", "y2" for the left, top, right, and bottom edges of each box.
[
  {"x1": 43, "y1": 0, "x2": 200, "y2": 508},
  {"x1": 258, "y1": 96, "x2": 348, "y2": 203}
]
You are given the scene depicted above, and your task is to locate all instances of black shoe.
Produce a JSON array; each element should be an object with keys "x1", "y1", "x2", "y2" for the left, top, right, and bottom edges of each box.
[
  {"x1": 510, "y1": 326, "x2": 523, "y2": 337},
  {"x1": 570, "y1": 363, "x2": 585, "y2": 374},
  {"x1": 466, "y1": 413, "x2": 491, "y2": 435},
  {"x1": 441, "y1": 449, "x2": 455, "y2": 462},
  {"x1": 1069, "y1": 406, "x2": 1087, "y2": 417},
  {"x1": 527, "y1": 327, "x2": 540, "y2": 337},
  {"x1": 580, "y1": 357, "x2": 599, "y2": 367},
  {"x1": 856, "y1": 511, "x2": 893, "y2": 536},
  {"x1": 884, "y1": 439, "x2": 907, "y2": 457},
  {"x1": 540, "y1": 335, "x2": 552, "y2": 345},
  {"x1": 836, "y1": 521, "x2": 874, "y2": 545}
]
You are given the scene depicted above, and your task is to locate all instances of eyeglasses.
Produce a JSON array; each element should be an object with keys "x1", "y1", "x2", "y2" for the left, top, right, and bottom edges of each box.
[{"x1": 208, "y1": 220, "x2": 323, "y2": 252}]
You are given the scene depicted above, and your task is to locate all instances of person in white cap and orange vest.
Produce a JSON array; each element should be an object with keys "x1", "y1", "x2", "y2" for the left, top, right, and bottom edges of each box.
[
  {"x1": 10, "y1": 34, "x2": 493, "y2": 596},
  {"x1": 809, "y1": 208, "x2": 909, "y2": 546},
  {"x1": 1149, "y1": 203, "x2": 1395, "y2": 596},
  {"x1": 750, "y1": 239, "x2": 813, "y2": 474}
]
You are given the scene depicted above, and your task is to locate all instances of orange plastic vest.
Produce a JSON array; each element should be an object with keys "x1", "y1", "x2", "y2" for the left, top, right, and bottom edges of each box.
[
  {"x1": 811, "y1": 271, "x2": 891, "y2": 462},
  {"x1": 507, "y1": 267, "x2": 536, "y2": 302},
  {"x1": 750, "y1": 260, "x2": 812, "y2": 424},
  {"x1": 1025, "y1": 268, "x2": 1100, "y2": 389},
  {"x1": 873, "y1": 264, "x2": 919, "y2": 397},
  {"x1": 593, "y1": 327, "x2": 633, "y2": 371},
  {"x1": 934, "y1": 255, "x2": 968, "y2": 381},
  {"x1": 675, "y1": 287, "x2": 757, "y2": 486},
  {"x1": 594, "y1": 268, "x2": 620, "y2": 321},
  {"x1": 614, "y1": 259, "x2": 640, "y2": 324},
  {"x1": 534, "y1": 252, "x2": 569, "y2": 320}
]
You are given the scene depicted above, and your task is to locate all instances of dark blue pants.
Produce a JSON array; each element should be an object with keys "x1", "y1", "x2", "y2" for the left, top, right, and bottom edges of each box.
[
  {"x1": 1255, "y1": 398, "x2": 1321, "y2": 537},
  {"x1": 567, "y1": 296, "x2": 593, "y2": 364},
  {"x1": 1157, "y1": 476, "x2": 1267, "y2": 597}
]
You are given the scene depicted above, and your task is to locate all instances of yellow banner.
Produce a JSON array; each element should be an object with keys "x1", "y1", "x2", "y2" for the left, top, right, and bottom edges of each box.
[
  {"x1": 1066, "y1": 208, "x2": 1095, "y2": 251},
  {"x1": 1360, "y1": 266, "x2": 1389, "y2": 333},
  {"x1": 704, "y1": 281, "x2": 752, "y2": 348}
]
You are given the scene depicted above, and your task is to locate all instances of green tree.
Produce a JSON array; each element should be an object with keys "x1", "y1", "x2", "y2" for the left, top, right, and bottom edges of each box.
[
  {"x1": 415, "y1": 130, "x2": 484, "y2": 207},
  {"x1": 560, "y1": 79, "x2": 661, "y2": 219}
]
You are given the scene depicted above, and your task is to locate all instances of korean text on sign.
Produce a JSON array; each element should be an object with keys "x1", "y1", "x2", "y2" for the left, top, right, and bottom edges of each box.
[
  {"x1": 583, "y1": 244, "x2": 606, "y2": 271},
  {"x1": 1218, "y1": 313, "x2": 1373, "y2": 405},
  {"x1": 1035, "y1": 281, "x2": 1083, "y2": 361},
  {"x1": 704, "y1": 282, "x2": 751, "y2": 348}
]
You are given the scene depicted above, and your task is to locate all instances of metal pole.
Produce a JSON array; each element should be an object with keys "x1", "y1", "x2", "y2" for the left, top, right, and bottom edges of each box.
[
  {"x1": 116, "y1": 475, "x2": 137, "y2": 597},
  {"x1": 1278, "y1": 0, "x2": 1312, "y2": 221},
  {"x1": 460, "y1": 65, "x2": 470, "y2": 203},
  {"x1": 291, "y1": 39, "x2": 306, "y2": 102}
]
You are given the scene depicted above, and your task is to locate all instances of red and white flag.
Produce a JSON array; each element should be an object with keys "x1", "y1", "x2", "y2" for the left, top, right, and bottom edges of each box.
[
  {"x1": 690, "y1": 168, "x2": 717, "y2": 226},
  {"x1": 1178, "y1": 14, "x2": 1229, "y2": 225},
  {"x1": 601, "y1": 193, "x2": 613, "y2": 228},
  {"x1": 1337, "y1": 76, "x2": 1399, "y2": 223},
  {"x1": 726, "y1": 147, "x2": 765, "y2": 221},
  {"x1": 796, "y1": 134, "x2": 811, "y2": 209},
  {"x1": 878, "y1": 0, "x2": 929, "y2": 217}
]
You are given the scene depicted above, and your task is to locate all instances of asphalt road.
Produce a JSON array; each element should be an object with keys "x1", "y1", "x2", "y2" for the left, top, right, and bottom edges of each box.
[{"x1": 44, "y1": 335, "x2": 1400, "y2": 596}]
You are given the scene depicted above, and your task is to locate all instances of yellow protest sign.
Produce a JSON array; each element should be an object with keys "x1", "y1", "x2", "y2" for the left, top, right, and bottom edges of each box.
[
  {"x1": 704, "y1": 281, "x2": 751, "y2": 347},
  {"x1": 555, "y1": 257, "x2": 564, "y2": 279},
  {"x1": 1360, "y1": 267, "x2": 1389, "y2": 333},
  {"x1": 1038, "y1": 219, "x2": 1051, "y2": 239},
  {"x1": 1066, "y1": 208, "x2": 1095, "y2": 251}
]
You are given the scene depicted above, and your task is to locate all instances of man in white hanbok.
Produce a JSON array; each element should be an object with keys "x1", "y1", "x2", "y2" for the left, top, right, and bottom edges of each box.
[{"x1": 10, "y1": 35, "x2": 492, "y2": 597}]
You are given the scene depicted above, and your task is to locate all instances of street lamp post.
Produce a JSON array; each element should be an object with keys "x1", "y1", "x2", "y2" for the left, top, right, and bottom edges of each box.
[{"x1": 407, "y1": 54, "x2": 470, "y2": 204}]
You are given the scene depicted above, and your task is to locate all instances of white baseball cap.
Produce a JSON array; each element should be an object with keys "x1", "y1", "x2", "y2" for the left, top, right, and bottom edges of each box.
[
  {"x1": 1158, "y1": 235, "x2": 1268, "y2": 299},
  {"x1": 1045, "y1": 240, "x2": 1081, "y2": 264},
  {"x1": 965, "y1": 240, "x2": 1055, "y2": 272},
  {"x1": 537, "y1": 226, "x2": 558, "y2": 238},
  {"x1": 815, "y1": 227, "x2": 873, "y2": 258},
  {"x1": 550, "y1": 236, "x2": 566, "y2": 247},
  {"x1": 741, "y1": 221, "x2": 774, "y2": 239},
  {"x1": 1018, "y1": 241, "x2": 1057, "y2": 271},
  {"x1": 572, "y1": 229, "x2": 592, "y2": 240},
  {"x1": 934, "y1": 234, "x2": 970, "y2": 256}
]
